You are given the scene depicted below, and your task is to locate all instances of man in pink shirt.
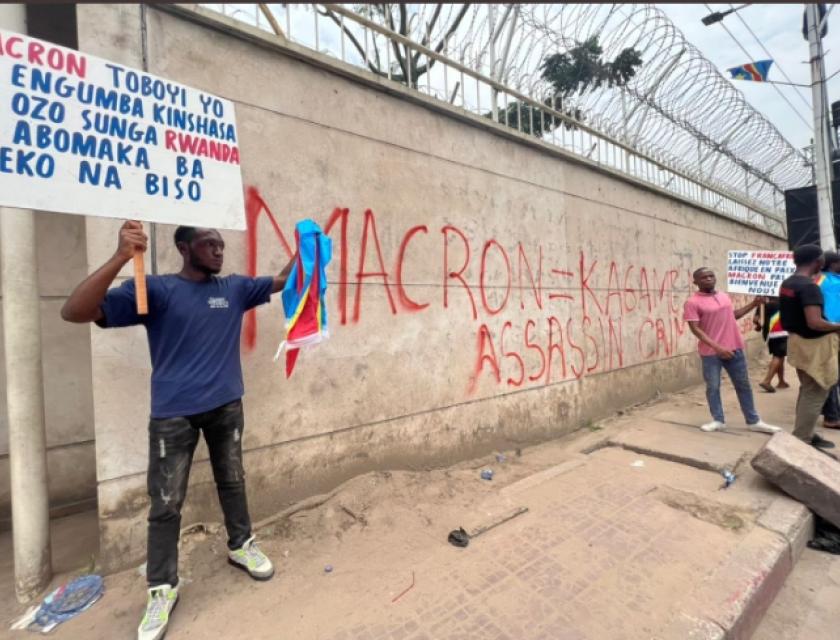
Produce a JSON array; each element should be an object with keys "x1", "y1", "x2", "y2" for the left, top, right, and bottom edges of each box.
[{"x1": 684, "y1": 267, "x2": 780, "y2": 434}]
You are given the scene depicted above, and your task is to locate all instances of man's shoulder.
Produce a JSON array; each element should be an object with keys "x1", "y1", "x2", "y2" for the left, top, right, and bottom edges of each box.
[
  {"x1": 781, "y1": 274, "x2": 822, "y2": 298},
  {"x1": 782, "y1": 274, "x2": 811, "y2": 283},
  {"x1": 214, "y1": 273, "x2": 253, "y2": 285},
  {"x1": 145, "y1": 274, "x2": 185, "y2": 292},
  {"x1": 780, "y1": 274, "x2": 804, "y2": 289},
  {"x1": 149, "y1": 273, "x2": 180, "y2": 283},
  {"x1": 683, "y1": 293, "x2": 708, "y2": 319},
  {"x1": 152, "y1": 273, "x2": 243, "y2": 287},
  {"x1": 786, "y1": 274, "x2": 818, "y2": 288},
  {"x1": 685, "y1": 292, "x2": 727, "y2": 305}
]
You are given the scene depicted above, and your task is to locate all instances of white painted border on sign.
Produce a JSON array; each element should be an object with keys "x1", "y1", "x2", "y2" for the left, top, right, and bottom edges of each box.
[
  {"x1": 726, "y1": 249, "x2": 794, "y2": 297},
  {"x1": 0, "y1": 28, "x2": 245, "y2": 229}
]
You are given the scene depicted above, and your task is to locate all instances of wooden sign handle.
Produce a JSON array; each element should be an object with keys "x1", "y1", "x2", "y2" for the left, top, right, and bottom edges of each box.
[{"x1": 133, "y1": 249, "x2": 148, "y2": 315}]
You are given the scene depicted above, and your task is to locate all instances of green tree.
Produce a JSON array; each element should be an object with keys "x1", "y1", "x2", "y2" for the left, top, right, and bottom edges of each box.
[{"x1": 489, "y1": 36, "x2": 643, "y2": 136}]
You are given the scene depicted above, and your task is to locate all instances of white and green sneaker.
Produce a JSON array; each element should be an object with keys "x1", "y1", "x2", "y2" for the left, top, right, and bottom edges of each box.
[
  {"x1": 228, "y1": 536, "x2": 274, "y2": 581},
  {"x1": 137, "y1": 584, "x2": 178, "y2": 640}
]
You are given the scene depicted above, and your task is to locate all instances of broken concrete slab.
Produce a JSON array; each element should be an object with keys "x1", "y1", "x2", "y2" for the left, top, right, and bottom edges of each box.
[
  {"x1": 751, "y1": 431, "x2": 840, "y2": 530},
  {"x1": 607, "y1": 421, "x2": 750, "y2": 473},
  {"x1": 757, "y1": 496, "x2": 815, "y2": 565}
]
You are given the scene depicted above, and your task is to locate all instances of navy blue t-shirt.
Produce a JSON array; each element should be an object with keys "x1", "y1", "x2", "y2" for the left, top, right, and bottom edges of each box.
[{"x1": 98, "y1": 274, "x2": 274, "y2": 418}]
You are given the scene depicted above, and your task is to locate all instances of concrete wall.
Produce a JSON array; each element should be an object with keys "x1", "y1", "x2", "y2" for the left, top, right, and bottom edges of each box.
[
  {"x1": 0, "y1": 212, "x2": 97, "y2": 527},
  {"x1": 74, "y1": 4, "x2": 786, "y2": 571},
  {"x1": 0, "y1": 0, "x2": 97, "y2": 530}
]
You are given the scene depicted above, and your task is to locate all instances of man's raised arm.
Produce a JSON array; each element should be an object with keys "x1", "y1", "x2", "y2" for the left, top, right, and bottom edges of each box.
[
  {"x1": 734, "y1": 296, "x2": 765, "y2": 320},
  {"x1": 61, "y1": 220, "x2": 147, "y2": 323},
  {"x1": 270, "y1": 256, "x2": 295, "y2": 294}
]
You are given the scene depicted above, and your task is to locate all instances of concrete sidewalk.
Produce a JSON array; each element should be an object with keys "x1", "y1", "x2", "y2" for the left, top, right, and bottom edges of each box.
[
  {"x1": 753, "y1": 546, "x2": 840, "y2": 640},
  {"x1": 1, "y1": 364, "x2": 834, "y2": 639}
]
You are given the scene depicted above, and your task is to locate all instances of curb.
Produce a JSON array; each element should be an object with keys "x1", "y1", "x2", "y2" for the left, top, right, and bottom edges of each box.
[
  {"x1": 756, "y1": 496, "x2": 814, "y2": 567},
  {"x1": 660, "y1": 496, "x2": 813, "y2": 639}
]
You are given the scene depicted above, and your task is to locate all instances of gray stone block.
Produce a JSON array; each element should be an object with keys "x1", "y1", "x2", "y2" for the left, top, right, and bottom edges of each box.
[
  {"x1": 757, "y1": 495, "x2": 814, "y2": 563},
  {"x1": 751, "y1": 431, "x2": 840, "y2": 529}
]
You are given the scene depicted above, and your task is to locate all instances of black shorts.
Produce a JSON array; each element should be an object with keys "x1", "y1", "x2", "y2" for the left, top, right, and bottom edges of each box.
[{"x1": 768, "y1": 337, "x2": 788, "y2": 358}]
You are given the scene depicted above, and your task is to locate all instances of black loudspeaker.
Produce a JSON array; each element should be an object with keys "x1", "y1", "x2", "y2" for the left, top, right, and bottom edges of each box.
[{"x1": 784, "y1": 180, "x2": 840, "y2": 249}]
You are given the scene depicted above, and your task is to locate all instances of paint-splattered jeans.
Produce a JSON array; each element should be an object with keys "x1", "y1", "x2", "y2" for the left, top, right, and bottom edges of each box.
[{"x1": 146, "y1": 399, "x2": 251, "y2": 588}]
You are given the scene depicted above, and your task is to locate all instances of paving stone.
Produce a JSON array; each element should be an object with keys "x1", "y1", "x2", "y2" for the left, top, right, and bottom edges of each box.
[
  {"x1": 33, "y1": 374, "x2": 813, "y2": 640},
  {"x1": 661, "y1": 613, "x2": 726, "y2": 640},
  {"x1": 659, "y1": 527, "x2": 793, "y2": 640},
  {"x1": 607, "y1": 421, "x2": 750, "y2": 473},
  {"x1": 751, "y1": 431, "x2": 840, "y2": 529}
]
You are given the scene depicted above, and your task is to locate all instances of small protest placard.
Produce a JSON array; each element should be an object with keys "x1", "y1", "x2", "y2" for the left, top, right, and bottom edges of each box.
[
  {"x1": 0, "y1": 28, "x2": 245, "y2": 229},
  {"x1": 727, "y1": 250, "x2": 795, "y2": 296}
]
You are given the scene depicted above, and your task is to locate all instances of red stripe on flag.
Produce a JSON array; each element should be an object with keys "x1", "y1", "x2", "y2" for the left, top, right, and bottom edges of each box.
[{"x1": 744, "y1": 63, "x2": 762, "y2": 81}]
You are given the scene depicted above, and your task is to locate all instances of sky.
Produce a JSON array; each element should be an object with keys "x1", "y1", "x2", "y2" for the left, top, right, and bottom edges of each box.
[
  {"x1": 659, "y1": 2, "x2": 840, "y2": 154},
  {"x1": 215, "y1": 3, "x2": 838, "y2": 158}
]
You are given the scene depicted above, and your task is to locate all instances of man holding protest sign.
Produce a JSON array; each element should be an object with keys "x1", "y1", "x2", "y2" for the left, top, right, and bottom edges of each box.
[
  {"x1": 0, "y1": 22, "x2": 283, "y2": 636},
  {"x1": 61, "y1": 221, "x2": 293, "y2": 640},
  {"x1": 684, "y1": 267, "x2": 780, "y2": 434}
]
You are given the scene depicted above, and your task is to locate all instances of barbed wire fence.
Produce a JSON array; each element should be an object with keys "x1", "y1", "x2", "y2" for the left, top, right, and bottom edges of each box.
[{"x1": 206, "y1": 3, "x2": 811, "y2": 235}]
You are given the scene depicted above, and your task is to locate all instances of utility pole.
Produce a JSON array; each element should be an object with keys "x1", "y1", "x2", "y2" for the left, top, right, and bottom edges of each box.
[
  {"x1": 806, "y1": 3, "x2": 835, "y2": 250},
  {"x1": 0, "y1": 4, "x2": 52, "y2": 603}
]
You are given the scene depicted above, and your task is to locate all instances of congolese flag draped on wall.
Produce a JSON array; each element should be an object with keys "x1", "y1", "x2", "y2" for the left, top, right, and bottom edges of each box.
[
  {"x1": 274, "y1": 219, "x2": 332, "y2": 377},
  {"x1": 727, "y1": 59, "x2": 773, "y2": 82}
]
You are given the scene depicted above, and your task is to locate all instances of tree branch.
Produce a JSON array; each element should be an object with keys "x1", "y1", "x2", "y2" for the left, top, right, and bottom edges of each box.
[
  {"x1": 412, "y1": 3, "x2": 442, "y2": 67},
  {"x1": 414, "y1": 3, "x2": 471, "y2": 76},
  {"x1": 437, "y1": 3, "x2": 471, "y2": 54},
  {"x1": 384, "y1": 4, "x2": 408, "y2": 80},
  {"x1": 398, "y1": 3, "x2": 407, "y2": 36},
  {"x1": 398, "y1": 3, "x2": 411, "y2": 82},
  {"x1": 422, "y1": 4, "x2": 443, "y2": 47},
  {"x1": 258, "y1": 4, "x2": 285, "y2": 37},
  {"x1": 319, "y1": 8, "x2": 388, "y2": 77}
]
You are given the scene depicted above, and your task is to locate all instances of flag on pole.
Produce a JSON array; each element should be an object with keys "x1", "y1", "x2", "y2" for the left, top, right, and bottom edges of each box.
[
  {"x1": 274, "y1": 219, "x2": 332, "y2": 377},
  {"x1": 727, "y1": 59, "x2": 774, "y2": 82}
]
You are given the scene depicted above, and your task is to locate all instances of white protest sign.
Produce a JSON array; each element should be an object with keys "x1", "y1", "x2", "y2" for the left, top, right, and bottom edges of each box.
[
  {"x1": 726, "y1": 250, "x2": 795, "y2": 296},
  {"x1": 0, "y1": 29, "x2": 245, "y2": 229}
]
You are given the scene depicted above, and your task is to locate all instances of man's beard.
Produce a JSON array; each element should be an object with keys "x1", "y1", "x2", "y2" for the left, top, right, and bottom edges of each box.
[{"x1": 190, "y1": 254, "x2": 221, "y2": 275}]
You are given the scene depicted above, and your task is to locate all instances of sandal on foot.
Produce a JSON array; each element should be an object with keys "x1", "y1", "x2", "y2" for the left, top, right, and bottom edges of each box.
[{"x1": 759, "y1": 383, "x2": 776, "y2": 393}]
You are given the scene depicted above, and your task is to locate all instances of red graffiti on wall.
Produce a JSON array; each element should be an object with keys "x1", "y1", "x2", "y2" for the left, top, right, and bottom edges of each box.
[
  {"x1": 244, "y1": 187, "x2": 348, "y2": 349},
  {"x1": 244, "y1": 186, "x2": 752, "y2": 394}
]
